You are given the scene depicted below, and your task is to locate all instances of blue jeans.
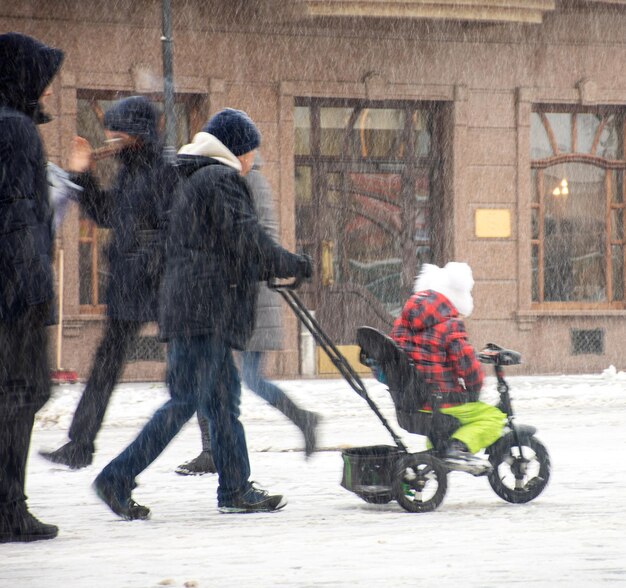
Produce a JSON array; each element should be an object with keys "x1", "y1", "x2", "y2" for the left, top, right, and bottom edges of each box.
[
  {"x1": 99, "y1": 335, "x2": 251, "y2": 504},
  {"x1": 240, "y1": 351, "x2": 284, "y2": 407}
]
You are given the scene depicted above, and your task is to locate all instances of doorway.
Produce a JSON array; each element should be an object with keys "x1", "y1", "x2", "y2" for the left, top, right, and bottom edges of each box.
[{"x1": 294, "y1": 99, "x2": 443, "y2": 343}]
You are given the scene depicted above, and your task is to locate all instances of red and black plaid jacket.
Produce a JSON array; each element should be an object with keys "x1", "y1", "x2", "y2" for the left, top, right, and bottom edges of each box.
[{"x1": 390, "y1": 289, "x2": 483, "y2": 407}]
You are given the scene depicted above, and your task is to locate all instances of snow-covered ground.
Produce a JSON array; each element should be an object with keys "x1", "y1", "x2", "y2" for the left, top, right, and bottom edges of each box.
[{"x1": 3, "y1": 370, "x2": 626, "y2": 588}]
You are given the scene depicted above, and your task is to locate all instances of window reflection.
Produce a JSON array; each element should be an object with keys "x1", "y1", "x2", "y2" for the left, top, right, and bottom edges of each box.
[
  {"x1": 294, "y1": 106, "x2": 310, "y2": 156},
  {"x1": 531, "y1": 113, "x2": 553, "y2": 159},
  {"x1": 295, "y1": 100, "x2": 437, "y2": 316},
  {"x1": 542, "y1": 163, "x2": 605, "y2": 302},
  {"x1": 596, "y1": 115, "x2": 619, "y2": 159},
  {"x1": 320, "y1": 107, "x2": 353, "y2": 157},
  {"x1": 531, "y1": 107, "x2": 626, "y2": 305},
  {"x1": 545, "y1": 113, "x2": 572, "y2": 153},
  {"x1": 576, "y1": 113, "x2": 601, "y2": 154}
]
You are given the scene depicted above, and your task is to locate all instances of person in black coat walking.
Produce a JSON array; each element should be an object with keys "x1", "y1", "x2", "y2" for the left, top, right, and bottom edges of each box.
[
  {"x1": 93, "y1": 108, "x2": 312, "y2": 519},
  {"x1": 0, "y1": 32, "x2": 63, "y2": 543},
  {"x1": 40, "y1": 96, "x2": 178, "y2": 469},
  {"x1": 176, "y1": 154, "x2": 319, "y2": 476}
]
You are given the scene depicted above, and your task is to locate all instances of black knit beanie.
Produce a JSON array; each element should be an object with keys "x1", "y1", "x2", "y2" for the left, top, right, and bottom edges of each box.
[
  {"x1": 104, "y1": 96, "x2": 159, "y2": 144},
  {"x1": 202, "y1": 108, "x2": 261, "y2": 156}
]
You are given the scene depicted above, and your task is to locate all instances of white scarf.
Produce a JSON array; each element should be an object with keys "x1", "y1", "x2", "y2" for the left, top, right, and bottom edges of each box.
[{"x1": 177, "y1": 132, "x2": 242, "y2": 172}]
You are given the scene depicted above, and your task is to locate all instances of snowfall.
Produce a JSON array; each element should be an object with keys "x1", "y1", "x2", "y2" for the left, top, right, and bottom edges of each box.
[{"x1": 2, "y1": 365, "x2": 626, "y2": 588}]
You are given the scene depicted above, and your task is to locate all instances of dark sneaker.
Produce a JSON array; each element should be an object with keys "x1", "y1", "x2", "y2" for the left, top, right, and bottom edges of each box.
[
  {"x1": 175, "y1": 451, "x2": 217, "y2": 476},
  {"x1": 218, "y1": 482, "x2": 287, "y2": 513},
  {"x1": 39, "y1": 441, "x2": 93, "y2": 469},
  {"x1": 0, "y1": 507, "x2": 58, "y2": 543},
  {"x1": 92, "y1": 476, "x2": 150, "y2": 521}
]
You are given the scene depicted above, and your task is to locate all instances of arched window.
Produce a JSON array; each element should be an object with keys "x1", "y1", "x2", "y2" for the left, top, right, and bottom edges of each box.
[{"x1": 531, "y1": 108, "x2": 626, "y2": 307}]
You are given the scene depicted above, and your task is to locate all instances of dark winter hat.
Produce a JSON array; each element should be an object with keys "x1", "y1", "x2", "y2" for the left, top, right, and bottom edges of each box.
[
  {"x1": 104, "y1": 96, "x2": 159, "y2": 144},
  {"x1": 202, "y1": 108, "x2": 261, "y2": 156},
  {"x1": 0, "y1": 32, "x2": 64, "y2": 119}
]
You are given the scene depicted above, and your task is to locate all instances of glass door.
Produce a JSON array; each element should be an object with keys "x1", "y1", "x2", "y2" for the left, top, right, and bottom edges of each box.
[{"x1": 295, "y1": 100, "x2": 440, "y2": 343}]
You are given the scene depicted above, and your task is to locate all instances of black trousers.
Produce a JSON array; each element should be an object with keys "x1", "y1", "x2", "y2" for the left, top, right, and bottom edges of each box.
[
  {"x1": 68, "y1": 318, "x2": 141, "y2": 447},
  {"x1": 0, "y1": 304, "x2": 50, "y2": 509}
]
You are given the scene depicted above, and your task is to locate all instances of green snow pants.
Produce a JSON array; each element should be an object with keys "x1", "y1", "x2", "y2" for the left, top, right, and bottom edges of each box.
[{"x1": 439, "y1": 402, "x2": 506, "y2": 454}]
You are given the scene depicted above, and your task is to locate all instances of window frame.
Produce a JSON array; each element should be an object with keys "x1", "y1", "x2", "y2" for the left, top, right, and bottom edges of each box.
[
  {"x1": 294, "y1": 97, "x2": 443, "y2": 309},
  {"x1": 530, "y1": 105, "x2": 626, "y2": 310}
]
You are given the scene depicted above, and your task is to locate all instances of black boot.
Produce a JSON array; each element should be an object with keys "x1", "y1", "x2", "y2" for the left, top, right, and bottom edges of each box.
[
  {"x1": 175, "y1": 414, "x2": 217, "y2": 476},
  {"x1": 276, "y1": 396, "x2": 320, "y2": 458},
  {"x1": 39, "y1": 441, "x2": 94, "y2": 469},
  {"x1": 92, "y1": 475, "x2": 150, "y2": 521},
  {"x1": 175, "y1": 451, "x2": 217, "y2": 476},
  {"x1": 0, "y1": 504, "x2": 58, "y2": 543}
]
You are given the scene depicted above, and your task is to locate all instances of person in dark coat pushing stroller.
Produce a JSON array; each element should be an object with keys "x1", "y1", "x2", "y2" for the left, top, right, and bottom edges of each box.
[
  {"x1": 176, "y1": 153, "x2": 319, "y2": 476},
  {"x1": 40, "y1": 96, "x2": 178, "y2": 469},
  {"x1": 390, "y1": 262, "x2": 506, "y2": 466},
  {"x1": 93, "y1": 108, "x2": 313, "y2": 519}
]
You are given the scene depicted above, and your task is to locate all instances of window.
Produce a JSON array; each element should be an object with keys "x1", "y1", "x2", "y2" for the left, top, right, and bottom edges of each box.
[
  {"x1": 530, "y1": 107, "x2": 626, "y2": 307},
  {"x1": 571, "y1": 328, "x2": 604, "y2": 355},
  {"x1": 126, "y1": 336, "x2": 166, "y2": 362},
  {"x1": 295, "y1": 99, "x2": 440, "y2": 317},
  {"x1": 76, "y1": 91, "x2": 196, "y2": 313}
]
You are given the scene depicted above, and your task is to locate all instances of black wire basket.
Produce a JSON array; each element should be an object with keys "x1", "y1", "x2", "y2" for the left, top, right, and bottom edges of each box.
[{"x1": 340, "y1": 445, "x2": 403, "y2": 504}]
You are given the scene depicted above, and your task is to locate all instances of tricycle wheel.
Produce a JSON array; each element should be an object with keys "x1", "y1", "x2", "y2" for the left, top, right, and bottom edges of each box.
[
  {"x1": 488, "y1": 435, "x2": 550, "y2": 504},
  {"x1": 360, "y1": 494, "x2": 393, "y2": 505},
  {"x1": 392, "y1": 454, "x2": 447, "y2": 513}
]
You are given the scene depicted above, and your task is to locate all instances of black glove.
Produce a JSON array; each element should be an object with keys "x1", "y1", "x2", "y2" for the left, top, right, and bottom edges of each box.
[{"x1": 295, "y1": 254, "x2": 313, "y2": 279}]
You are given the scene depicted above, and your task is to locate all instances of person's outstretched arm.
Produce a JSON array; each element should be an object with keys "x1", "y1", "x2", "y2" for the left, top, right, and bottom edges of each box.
[{"x1": 219, "y1": 172, "x2": 311, "y2": 280}]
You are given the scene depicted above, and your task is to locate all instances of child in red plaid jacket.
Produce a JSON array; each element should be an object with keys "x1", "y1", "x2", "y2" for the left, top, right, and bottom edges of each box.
[{"x1": 390, "y1": 262, "x2": 505, "y2": 463}]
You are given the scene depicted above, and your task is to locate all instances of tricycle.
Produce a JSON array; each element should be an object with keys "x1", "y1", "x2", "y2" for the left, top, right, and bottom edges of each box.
[{"x1": 272, "y1": 281, "x2": 551, "y2": 513}]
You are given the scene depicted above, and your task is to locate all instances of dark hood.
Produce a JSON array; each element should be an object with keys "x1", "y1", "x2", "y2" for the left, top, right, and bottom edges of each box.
[
  {"x1": 0, "y1": 32, "x2": 64, "y2": 120},
  {"x1": 104, "y1": 96, "x2": 160, "y2": 146}
]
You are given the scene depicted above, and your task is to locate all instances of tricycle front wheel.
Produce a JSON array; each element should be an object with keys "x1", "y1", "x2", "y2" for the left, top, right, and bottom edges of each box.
[
  {"x1": 392, "y1": 454, "x2": 448, "y2": 513},
  {"x1": 488, "y1": 435, "x2": 550, "y2": 504}
]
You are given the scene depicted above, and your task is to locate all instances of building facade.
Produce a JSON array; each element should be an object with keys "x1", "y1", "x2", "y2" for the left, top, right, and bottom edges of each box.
[{"x1": 2, "y1": 0, "x2": 626, "y2": 379}]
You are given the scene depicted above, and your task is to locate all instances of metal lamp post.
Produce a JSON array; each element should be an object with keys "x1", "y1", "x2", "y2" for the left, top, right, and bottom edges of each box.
[{"x1": 161, "y1": 0, "x2": 176, "y2": 159}]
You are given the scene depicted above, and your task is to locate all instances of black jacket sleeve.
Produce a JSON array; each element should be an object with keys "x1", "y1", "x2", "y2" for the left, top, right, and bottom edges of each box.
[
  {"x1": 71, "y1": 171, "x2": 114, "y2": 228},
  {"x1": 219, "y1": 173, "x2": 301, "y2": 280},
  {"x1": 0, "y1": 114, "x2": 54, "y2": 318}
]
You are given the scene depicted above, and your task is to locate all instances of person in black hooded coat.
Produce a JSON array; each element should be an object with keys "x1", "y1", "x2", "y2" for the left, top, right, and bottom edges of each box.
[
  {"x1": 0, "y1": 32, "x2": 62, "y2": 543},
  {"x1": 40, "y1": 96, "x2": 178, "y2": 469}
]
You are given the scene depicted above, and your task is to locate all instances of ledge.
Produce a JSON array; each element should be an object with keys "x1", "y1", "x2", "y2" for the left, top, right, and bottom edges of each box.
[
  {"x1": 289, "y1": 0, "x2": 556, "y2": 23},
  {"x1": 517, "y1": 309, "x2": 626, "y2": 317},
  {"x1": 515, "y1": 308, "x2": 626, "y2": 331},
  {"x1": 61, "y1": 316, "x2": 159, "y2": 338},
  {"x1": 513, "y1": 308, "x2": 626, "y2": 331}
]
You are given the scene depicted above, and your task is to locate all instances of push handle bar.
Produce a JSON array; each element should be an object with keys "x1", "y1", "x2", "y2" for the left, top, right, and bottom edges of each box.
[{"x1": 268, "y1": 276, "x2": 304, "y2": 291}]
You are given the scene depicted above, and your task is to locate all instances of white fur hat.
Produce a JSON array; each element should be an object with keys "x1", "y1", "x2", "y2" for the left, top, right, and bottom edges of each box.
[{"x1": 414, "y1": 262, "x2": 475, "y2": 317}]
